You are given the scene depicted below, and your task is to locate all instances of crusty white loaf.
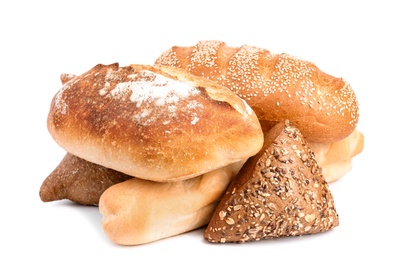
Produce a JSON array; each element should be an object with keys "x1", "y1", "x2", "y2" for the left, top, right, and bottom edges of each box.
[
  {"x1": 47, "y1": 63, "x2": 264, "y2": 182},
  {"x1": 155, "y1": 40, "x2": 359, "y2": 143},
  {"x1": 99, "y1": 161, "x2": 245, "y2": 245},
  {"x1": 40, "y1": 73, "x2": 134, "y2": 205}
]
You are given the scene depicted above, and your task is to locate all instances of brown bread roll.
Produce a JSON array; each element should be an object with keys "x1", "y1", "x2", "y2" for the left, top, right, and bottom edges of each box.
[
  {"x1": 39, "y1": 153, "x2": 133, "y2": 205},
  {"x1": 204, "y1": 120, "x2": 339, "y2": 243},
  {"x1": 47, "y1": 63, "x2": 264, "y2": 182}
]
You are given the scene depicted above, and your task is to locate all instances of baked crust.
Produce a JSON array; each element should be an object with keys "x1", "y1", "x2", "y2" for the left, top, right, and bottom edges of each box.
[
  {"x1": 47, "y1": 63, "x2": 264, "y2": 182},
  {"x1": 39, "y1": 153, "x2": 132, "y2": 205},
  {"x1": 99, "y1": 161, "x2": 245, "y2": 245},
  {"x1": 155, "y1": 40, "x2": 359, "y2": 143},
  {"x1": 204, "y1": 120, "x2": 339, "y2": 243},
  {"x1": 308, "y1": 129, "x2": 364, "y2": 182}
]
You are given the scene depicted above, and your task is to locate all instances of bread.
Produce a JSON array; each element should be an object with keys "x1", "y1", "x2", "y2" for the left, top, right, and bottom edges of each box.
[
  {"x1": 308, "y1": 129, "x2": 364, "y2": 182},
  {"x1": 60, "y1": 73, "x2": 76, "y2": 84},
  {"x1": 39, "y1": 153, "x2": 133, "y2": 205},
  {"x1": 39, "y1": 127, "x2": 359, "y2": 206},
  {"x1": 40, "y1": 73, "x2": 134, "y2": 205},
  {"x1": 99, "y1": 161, "x2": 245, "y2": 245},
  {"x1": 204, "y1": 120, "x2": 339, "y2": 243},
  {"x1": 47, "y1": 63, "x2": 264, "y2": 182},
  {"x1": 154, "y1": 40, "x2": 359, "y2": 143}
]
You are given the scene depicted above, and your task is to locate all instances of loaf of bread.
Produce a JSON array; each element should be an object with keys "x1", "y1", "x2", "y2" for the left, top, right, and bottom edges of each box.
[
  {"x1": 47, "y1": 63, "x2": 264, "y2": 182},
  {"x1": 99, "y1": 161, "x2": 245, "y2": 245},
  {"x1": 40, "y1": 128, "x2": 361, "y2": 207},
  {"x1": 42, "y1": 42, "x2": 359, "y2": 246},
  {"x1": 204, "y1": 120, "x2": 339, "y2": 243},
  {"x1": 39, "y1": 153, "x2": 133, "y2": 205},
  {"x1": 155, "y1": 40, "x2": 359, "y2": 144},
  {"x1": 40, "y1": 74, "x2": 134, "y2": 205}
]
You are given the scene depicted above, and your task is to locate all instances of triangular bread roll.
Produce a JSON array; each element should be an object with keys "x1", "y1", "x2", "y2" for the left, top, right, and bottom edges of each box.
[{"x1": 204, "y1": 120, "x2": 339, "y2": 243}]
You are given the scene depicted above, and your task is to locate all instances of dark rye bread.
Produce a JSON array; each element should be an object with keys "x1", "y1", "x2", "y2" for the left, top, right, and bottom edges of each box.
[
  {"x1": 39, "y1": 153, "x2": 133, "y2": 205},
  {"x1": 204, "y1": 120, "x2": 339, "y2": 243}
]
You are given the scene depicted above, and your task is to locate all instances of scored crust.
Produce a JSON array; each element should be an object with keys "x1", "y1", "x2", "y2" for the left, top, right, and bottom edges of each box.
[
  {"x1": 204, "y1": 120, "x2": 339, "y2": 243},
  {"x1": 47, "y1": 63, "x2": 264, "y2": 182},
  {"x1": 155, "y1": 40, "x2": 359, "y2": 143}
]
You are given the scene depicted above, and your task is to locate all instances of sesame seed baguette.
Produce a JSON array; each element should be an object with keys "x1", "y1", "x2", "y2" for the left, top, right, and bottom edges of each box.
[
  {"x1": 47, "y1": 63, "x2": 264, "y2": 182},
  {"x1": 99, "y1": 160, "x2": 245, "y2": 245},
  {"x1": 155, "y1": 40, "x2": 359, "y2": 143},
  {"x1": 204, "y1": 120, "x2": 339, "y2": 243}
]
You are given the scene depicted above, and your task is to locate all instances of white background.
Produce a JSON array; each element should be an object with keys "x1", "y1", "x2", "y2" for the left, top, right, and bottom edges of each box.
[{"x1": 1, "y1": 0, "x2": 405, "y2": 259}]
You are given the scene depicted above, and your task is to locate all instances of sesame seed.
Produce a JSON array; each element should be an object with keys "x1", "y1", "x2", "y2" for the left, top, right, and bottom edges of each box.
[
  {"x1": 202, "y1": 120, "x2": 339, "y2": 243},
  {"x1": 155, "y1": 40, "x2": 360, "y2": 142}
]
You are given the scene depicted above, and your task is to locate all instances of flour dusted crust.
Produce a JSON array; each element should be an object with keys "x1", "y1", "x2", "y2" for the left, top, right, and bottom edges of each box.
[
  {"x1": 47, "y1": 63, "x2": 263, "y2": 182},
  {"x1": 155, "y1": 40, "x2": 359, "y2": 143},
  {"x1": 42, "y1": 41, "x2": 362, "y2": 246}
]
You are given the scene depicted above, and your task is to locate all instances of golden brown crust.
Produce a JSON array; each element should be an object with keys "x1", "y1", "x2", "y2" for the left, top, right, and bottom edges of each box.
[
  {"x1": 99, "y1": 161, "x2": 245, "y2": 245},
  {"x1": 155, "y1": 40, "x2": 359, "y2": 143},
  {"x1": 308, "y1": 129, "x2": 364, "y2": 182},
  {"x1": 39, "y1": 153, "x2": 133, "y2": 205},
  {"x1": 204, "y1": 120, "x2": 339, "y2": 243},
  {"x1": 47, "y1": 63, "x2": 264, "y2": 182}
]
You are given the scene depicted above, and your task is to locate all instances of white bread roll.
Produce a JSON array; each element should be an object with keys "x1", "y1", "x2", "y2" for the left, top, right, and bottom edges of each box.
[
  {"x1": 99, "y1": 161, "x2": 245, "y2": 245},
  {"x1": 155, "y1": 40, "x2": 359, "y2": 143},
  {"x1": 47, "y1": 63, "x2": 264, "y2": 182},
  {"x1": 308, "y1": 128, "x2": 364, "y2": 182}
]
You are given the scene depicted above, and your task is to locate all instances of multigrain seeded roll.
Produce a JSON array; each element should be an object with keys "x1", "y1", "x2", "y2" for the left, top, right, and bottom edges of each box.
[
  {"x1": 47, "y1": 63, "x2": 264, "y2": 182},
  {"x1": 155, "y1": 40, "x2": 359, "y2": 143},
  {"x1": 204, "y1": 120, "x2": 339, "y2": 243}
]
